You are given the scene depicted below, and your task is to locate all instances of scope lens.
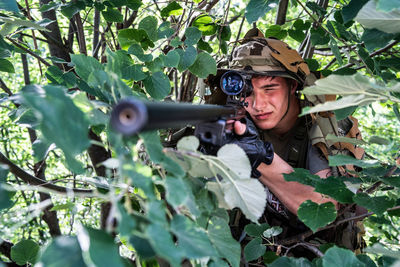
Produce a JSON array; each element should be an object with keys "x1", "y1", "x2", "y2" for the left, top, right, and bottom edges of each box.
[{"x1": 220, "y1": 71, "x2": 244, "y2": 95}]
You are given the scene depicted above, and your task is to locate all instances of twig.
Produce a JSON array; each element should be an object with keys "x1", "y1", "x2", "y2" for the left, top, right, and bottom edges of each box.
[
  {"x1": 6, "y1": 37, "x2": 51, "y2": 67},
  {"x1": 284, "y1": 242, "x2": 324, "y2": 257},
  {"x1": 0, "y1": 78, "x2": 13, "y2": 96}
]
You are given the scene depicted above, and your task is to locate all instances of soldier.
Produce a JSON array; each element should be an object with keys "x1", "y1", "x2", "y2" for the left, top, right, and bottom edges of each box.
[{"x1": 214, "y1": 29, "x2": 364, "y2": 256}]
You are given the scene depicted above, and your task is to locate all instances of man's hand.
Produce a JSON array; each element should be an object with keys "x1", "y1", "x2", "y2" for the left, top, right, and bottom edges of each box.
[{"x1": 225, "y1": 117, "x2": 274, "y2": 178}]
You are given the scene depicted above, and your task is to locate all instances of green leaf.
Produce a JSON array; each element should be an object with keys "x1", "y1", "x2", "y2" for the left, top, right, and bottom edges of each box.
[
  {"x1": 288, "y1": 28, "x2": 306, "y2": 42},
  {"x1": 263, "y1": 226, "x2": 282, "y2": 238},
  {"x1": 379, "y1": 56, "x2": 400, "y2": 71},
  {"x1": 310, "y1": 27, "x2": 330, "y2": 45},
  {"x1": 244, "y1": 237, "x2": 266, "y2": 262},
  {"x1": 357, "y1": 254, "x2": 378, "y2": 267},
  {"x1": 269, "y1": 257, "x2": 313, "y2": 267},
  {"x1": 362, "y1": 28, "x2": 395, "y2": 52},
  {"x1": 297, "y1": 200, "x2": 337, "y2": 232},
  {"x1": 143, "y1": 72, "x2": 171, "y2": 100},
  {"x1": 304, "y1": 59, "x2": 320, "y2": 72},
  {"x1": 192, "y1": 14, "x2": 217, "y2": 36},
  {"x1": 306, "y1": 2, "x2": 326, "y2": 17},
  {"x1": 245, "y1": 0, "x2": 279, "y2": 24},
  {"x1": 329, "y1": 154, "x2": 380, "y2": 168},
  {"x1": 128, "y1": 43, "x2": 153, "y2": 62},
  {"x1": 184, "y1": 27, "x2": 202, "y2": 46},
  {"x1": 314, "y1": 176, "x2": 355, "y2": 203},
  {"x1": 369, "y1": 135, "x2": 390, "y2": 145},
  {"x1": 177, "y1": 46, "x2": 197, "y2": 71},
  {"x1": 365, "y1": 243, "x2": 400, "y2": 260},
  {"x1": 376, "y1": 0, "x2": 400, "y2": 12},
  {"x1": 171, "y1": 215, "x2": 217, "y2": 258},
  {"x1": 0, "y1": 59, "x2": 14, "y2": 73},
  {"x1": 139, "y1": 16, "x2": 158, "y2": 42},
  {"x1": 188, "y1": 52, "x2": 217, "y2": 78},
  {"x1": 85, "y1": 227, "x2": 125, "y2": 267},
  {"x1": 177, "y1": 135, "x2": 199, "y2": 151},
  {"x1": 355, "y1": 1, "x2": 400, "y2": 34},
  {"x1": 61, "y1": 1, "x2": 85, "y2": 18},
  {"x1": 0, "y1": 0, "x2": 19, "y2": 13},
  {"x1": 126, "y1": 64, "x2": 147, "y2": 81},
  {"x1": 334, "y1": 106, "x2": 357, "y2": 120},
  {"x1": 358, "y1": 45, "x2": 375, "y2": 72},
  {"x1": 283, "y1": 168, "x2": 321, "y2": 187},
  {"x1": 0, "y1": 165, "x2": 14, "y2": 211},
  {"x1": 129, "y1": 235, "x2": 156, "y2": 259},
  {"x1": 219, "y1": 25, "x2": 231, "y2": 41},
  {"x1": 101, "y1": 8, "x2": 123, "y2": 23},
  {"x1": 197, "y1": 38, "x2": 213, "y2": 53},
  {"x1": 146, "y1": 224, "x2": 183, "y2": 267},
  {"x1": 70, "y1": 54, "x2": 103, "y2": 80},
  {"x1": 325, "y1": 134, "x2": 366, "y2": 146},
  {"x1": 126, "y1": 0, "x2": 142, "y2": 10},
  {"x1": 323, "y1": 246, "x2": 365, "y2": 267},
  {"x1": 146, "y1": 57, "x2": 164, "y2": 72},
  {"x1": 161, "y1": 50, "x2": 180, "y2": 68},
  {"x1": 379, "y1": 177, "x2": 400, "y2": 188},
  {"x1": 342, "y1": 0, "x2": 369, "y2": 23},
  {"x1": 160, "y1": 1, "x2": 183, "y2": 17},
  {"x1": 170, "y1": 36, "x2": 183, "y2": 47},
  {"x1": 329, "y1": 37, "x2": 343, "y2": 65},
  {"x1": 165, "y1": 176, "x2": 190, "y2": 207},
  {"x1": 39, "y1": 236, "x2": 85, "y2": 267},
  {"x1": 11, "y1": 239, "x2": 40, "y2": 266},
  {"x1": 244, "y1": 223, "x2": 270, "y2": 237},
  {"x1": 265, "y1": 24, "x2": 287, "y2": 40},
  {"x1": 21, "y1": 85, "x2": 90, "y2": 173},
  {"x1": 353, "y1": 193, "x2": 395, "y2": 216},
  {"x1": 158, "y1": 21, "x2": 175, "y2": 39},
  {"x1": 118, "y1": 28, "x2": 149, "y2": 50}
]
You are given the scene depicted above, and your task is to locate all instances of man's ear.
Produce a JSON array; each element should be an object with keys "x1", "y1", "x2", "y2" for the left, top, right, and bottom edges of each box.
[{"x1": 290, "y1": 80, "x2": 298, "y2": 94}]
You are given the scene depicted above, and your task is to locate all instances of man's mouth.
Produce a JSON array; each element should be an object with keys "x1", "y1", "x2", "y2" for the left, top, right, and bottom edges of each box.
[{"x1": 255, "y1": 112, "x2": 272, "y2": 120}]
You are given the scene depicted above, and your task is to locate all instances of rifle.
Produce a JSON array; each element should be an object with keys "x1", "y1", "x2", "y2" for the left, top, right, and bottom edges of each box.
[{"x1": 110, "y1": 70, "x2": 251, "y2": 146}]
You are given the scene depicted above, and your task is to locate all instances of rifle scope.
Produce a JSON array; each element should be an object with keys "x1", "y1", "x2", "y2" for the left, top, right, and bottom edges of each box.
[{"x1": 110, "y1": 98, "x2": 241, "y2": 136}]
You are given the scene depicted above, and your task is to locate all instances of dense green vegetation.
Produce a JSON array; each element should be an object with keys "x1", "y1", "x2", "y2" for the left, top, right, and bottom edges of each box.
[{"x1": 0, "y1": 0, "x2": 400, "y2": 266}]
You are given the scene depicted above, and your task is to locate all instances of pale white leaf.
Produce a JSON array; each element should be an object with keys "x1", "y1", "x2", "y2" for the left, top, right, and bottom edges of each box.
[
  {"x1": 217, "y1": 144, "x2": 251, "y2": 179},
  {"x1": 325, "y1": 134, "x2": 366, "y2": 146},
  {"x1": 177, "y1": 135, "x2": 199, "y2": 152},
  {"x1": 206, "y1": 182, "x2": 230, "y2": 209},
  {"x1": 263, "y1": 226, "x2": 283, "y2": 238},
  {"x1": 99, "y1": 158, "x2": 120, "y2": 169},
  {"x1": 355, "y1": 1, "x2": 400, "y2": 34},
  {"x1": 221, "y1": 179, "x2": 266, "y2": 223},
  {"x1": 0, "y1": 16, "x2": 51, "y2": 32}
]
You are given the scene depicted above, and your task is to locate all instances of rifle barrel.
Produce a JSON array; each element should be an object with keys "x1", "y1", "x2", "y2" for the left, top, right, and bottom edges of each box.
[{"x1": 110, "y1": 98, "x2": 240, "y2": 135}]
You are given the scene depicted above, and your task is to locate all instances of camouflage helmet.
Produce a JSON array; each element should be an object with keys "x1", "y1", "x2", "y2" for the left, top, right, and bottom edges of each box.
[{"x1": 230, "y1": 28, "x2": 310, "y2": 86}]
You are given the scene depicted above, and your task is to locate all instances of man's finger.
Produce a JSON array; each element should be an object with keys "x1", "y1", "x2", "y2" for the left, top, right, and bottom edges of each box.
[{"x1": 234, "y1": 120, "x2": 246, "y2": 135}]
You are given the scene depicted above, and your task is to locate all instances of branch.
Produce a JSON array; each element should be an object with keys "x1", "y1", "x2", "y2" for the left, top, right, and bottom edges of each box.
[
  {"x1": 6, "y1": 37, "x2": 51, "y2": 67},
  {"x1": 0, "y1": 150, "x2": 92, "y2": 194},
  {"x1": 275, "y1": 0, "x2": 289, "y2": 25},
  {"x1": 366, "y1": 165, "x2": 398, "y2": 194},
  {"x1": 284, "y1": 242, "x2": 324, "y2": 257},
  {"x1": 0, "y1": 78, "x2": 13, "y2": 96}
]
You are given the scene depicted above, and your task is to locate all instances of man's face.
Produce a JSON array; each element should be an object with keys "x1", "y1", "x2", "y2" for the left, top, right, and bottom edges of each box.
[{"x1": 244, "y1": 76, "x2": 294, "y2": 130}]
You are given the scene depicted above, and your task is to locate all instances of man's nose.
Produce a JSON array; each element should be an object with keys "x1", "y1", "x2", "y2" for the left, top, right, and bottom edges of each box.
[{"x1": 252, "y1": 94, "x2": 266, "y2": 111}]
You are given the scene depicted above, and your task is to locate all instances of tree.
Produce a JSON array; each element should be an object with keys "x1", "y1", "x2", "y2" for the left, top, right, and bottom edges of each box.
[{"x1": 0, "y1": 0, "x2": 400, "y2": 266}]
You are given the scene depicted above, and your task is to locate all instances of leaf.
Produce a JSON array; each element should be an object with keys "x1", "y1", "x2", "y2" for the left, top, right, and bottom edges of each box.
[
  {"x1": 11, "y1": 239, "x2": 40, "y2": 266},
  {"x1": 184, "y1": 27, "x2": 202, "y2": 46},
  {"x1": 21, "y1": 85, "x2": 90, "y2": 173},
  {"x1": 177, "y1": 135, "x2": 199, "y2": 152},
  {"x1": 297, "y1": 200, "x2": 337, "y2": 232},
  {"x1": 341, "y1": 0, "x2": 369, "y2": 23},
  {"x1": 127, "y1": 64, "x2": 147, "y2": 81},
  {"x1": 177, "y1": 46, "x2": 197, "y2": 71},
  {"x1": 362, "y1": 28, "x2": 395, "y2": 52},
  {"x1": 161, "y1": 50, "x2": 180, "y2": 68},
  {"x1": 283, "y1": 168, "x2": 322, "y2": 187},
  {"x1": 244, "y1": 237, "x2": 266, "y2": 262},
  {"x1": 70, "y1": 54, "x2": 103, "y2": 81},
  {"x1": 356, "y1": 254, "x2": 378, "y2": 267},
  {"x1": 310, "y1": 27, "x2": 330, "y2": 45},
  {"x1": 128, "y1": 43, "x2": 153, "y2": 62},
  {"x1": 325, "y1": 134, "x2": 366, "y2": 146},
  {"x1": 323, "y1": 246, "x2": 365, "y2": 267},
  {"x1": 365, "y1": 243, "x2": 400, "y2": 260},
  {"x1": 0, "y1": 16, "x2": 51, "y2": 32},
  {"x1": 143, "y1": 72, "x2": 170, "y2": 100},
  {"x1": 353, "y1": 193, "x2": 395, "y2": 216},
  {"x1": 306, "y1": 2, "x2": 326, "y2": 17},
  {"x1": 219, "y1": 179, "x2": 266, "y2": 223},
  {"x1": 315, "y1": 176, "x2": 355, "y2": 203},
  {"x1": 269, "y1": 257, "x2": 313, "y2": 267},
  {"x1": 39, "y1": 236, "x2": 85, "y2": 267},
  {"x1": 188, "y1": 52, "x2": 217, "y2": 78},
  {"x1": 217, "y1": 144, "x2": 251, "y2": 179},
  {"x1": 138, "y1": 16, "x2": 158, "y2": 42},
  {"x1": 304, "y1": 59, "x2": 319, "y2": 72},
  {"x1": 158, "y1": 21, "x2": 175, "y2": 39},
  {"x1": 164, "y1": 149, "x2": 214, "y2": 178},
  {"x1": 369, "y1": 135, "x2": 390, "y2": 145},
  {"x1": 244, "y1": 223, "x2": 270, "y2": 237},
  {"x1": 376, "y1": 0, "x2": 400, "y2": 12},
  {"x1": 265, "y1": 24, "x2": 287, "y2": 39},
  {"x1": 161, "y1": 1, "x2": 183, "y2": 18},
  {"x1": 263, "y1": 226, "x2": 282, "y2": 238},
  {"x1": 170, "y1": 215, "x2": 217, "y2": 258},
  {"x1": 0, "y1": 166, "x2": 14, "y2": 211},
  {"x1": 61, "y1": 1, "x2": 85, "y2": 18},
  {"x1": 0, "y1": 0, "x2": 19, "y2": 13},
  {"x1": 355, "y1": 1, "x2": 400, "y2": 34},
  {"x1": 245, "y1": 0, "x2": 279, "y2": 24},
  {"x1": 197, "y1": 38, "x2": 213, "y2": 53},
  {"x1": 146, "y1": 224, "x2": 183, "y2": 267},
  {"x1": 329, "y1": 154, "x2": 380, "y2": 168},
  {"x1": 101, "y1": 8, "x2": 123, "y2": 22},
  {"x1": 192, "y1": 14, "x2": 217, "y2": 36},
  {"x1": 329, "y1": 37, "x2": 343, "y2": 65},
  {"x1": 379, "y1": 177, "x2": 400, "y2": 188},
  {"x1": 0, "y1": 59, "x2": 14, "y2": 73}
]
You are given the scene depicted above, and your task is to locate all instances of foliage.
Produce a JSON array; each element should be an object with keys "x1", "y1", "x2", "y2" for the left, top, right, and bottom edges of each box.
[{"x1": 0, "y1": 0, "x2": 400, "y2": 266}]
